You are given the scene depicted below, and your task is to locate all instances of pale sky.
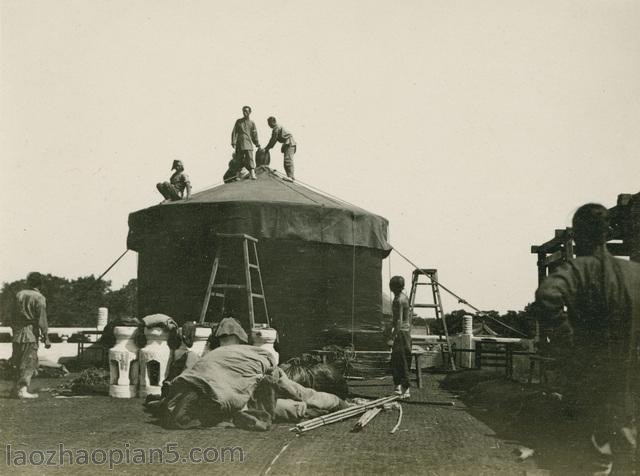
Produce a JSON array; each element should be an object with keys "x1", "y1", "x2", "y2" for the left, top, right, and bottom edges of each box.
[{"x1": 1, "y1": 0, "x2": 639, "y2": 314}]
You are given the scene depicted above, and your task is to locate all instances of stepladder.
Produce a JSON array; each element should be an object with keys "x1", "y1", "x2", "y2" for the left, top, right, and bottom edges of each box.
[
  {"x1": 198, "y1": 233, "x2": 270, "y2": 329},
  {"x1": 408, "y1": 268, "x2": 456, "y2": 371}
]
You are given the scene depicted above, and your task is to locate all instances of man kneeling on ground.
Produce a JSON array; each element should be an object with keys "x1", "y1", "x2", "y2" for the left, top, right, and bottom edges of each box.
[{"x1": 153, "y1": 318, "x2": 348, "y2": 430}]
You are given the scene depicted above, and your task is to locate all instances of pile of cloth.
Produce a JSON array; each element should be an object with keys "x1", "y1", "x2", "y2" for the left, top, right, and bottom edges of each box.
[
  {"x1": 280, "y1": 354, "x2": 349, "y2": 398},
  {"x1": 98, "y1": 316, "x2": 145, "y2": 349},
  {"x1": 146, "y1": 318, "x2": 348, "y2": 431},
  {"x1": 99, "y1": 314, "x2": 181, "y2": 350}
]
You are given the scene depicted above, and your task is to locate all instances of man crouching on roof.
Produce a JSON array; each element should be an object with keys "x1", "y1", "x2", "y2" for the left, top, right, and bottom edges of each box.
[
  {"x1": 155, "y1": 317, "x2": 348, "y2": 431},
  {"x1": 156, "y1": 160, "x2": 191, "y2": 203}
]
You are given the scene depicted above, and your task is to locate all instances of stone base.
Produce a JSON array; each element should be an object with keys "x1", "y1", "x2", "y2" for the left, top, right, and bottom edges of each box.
[
  {"x1": 109, "y1": 384, "x2": 137, "y2": 398},
  {"x1": 138, "y1": 385, "x2": 162, "y2": 398}
]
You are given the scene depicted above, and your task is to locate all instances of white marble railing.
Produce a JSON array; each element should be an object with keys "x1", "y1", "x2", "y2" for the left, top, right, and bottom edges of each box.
[
  {"x1": 412, "y1": 315, "x2": 534, "y2": 381},
  {"x1": 0, "y1": 326, "x2": 104, "y2": 363}
]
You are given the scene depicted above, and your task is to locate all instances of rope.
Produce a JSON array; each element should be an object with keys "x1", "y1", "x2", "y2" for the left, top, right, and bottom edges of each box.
[
  {"x1": 391, "y1": 247, "x2": 480, "y2": 312},
  {"x1": 75, "y1": 249, "x2": 130, "y2": 301},
  {"x1": 191, "y1": 180, "x2": 225, "y2": 195},
  {"x1": 95, "y1": 249, "x2": 130, "y2": 283},
  {"x1": 390, "y1": 403, "x2": 403, "y2": 434},
  {"x1": 276, "y1": 171, "x2": 363, "y2": 210},
  {"x1": 387, "y1": 228, "x2": 392, "y2": 284},
  {"x1": 391, "y1": 246, "x2": 528, "y2": 338},
  {"x1": 268, "y1": 169, "x2": 322, "y2": 205},
  {"x1": 351, "y1": 216, "x2": 356, "y2": 348},
  {"x1": 261, "y1": 437, "x2": 295, "y2": 476}
]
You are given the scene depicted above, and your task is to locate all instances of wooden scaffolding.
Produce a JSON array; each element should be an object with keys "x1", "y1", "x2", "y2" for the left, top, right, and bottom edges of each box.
[{"x1": 531, "y1": 192, "x2": 640, "y2": 284}]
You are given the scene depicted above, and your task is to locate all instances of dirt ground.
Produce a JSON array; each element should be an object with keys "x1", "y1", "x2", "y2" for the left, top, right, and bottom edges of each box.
[{"x1": 0, "y1": 370, "x2": 605, "y2": 475}]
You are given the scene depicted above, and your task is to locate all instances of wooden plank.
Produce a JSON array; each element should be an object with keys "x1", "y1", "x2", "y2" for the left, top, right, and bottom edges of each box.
[
  {"x1": 413, "y1": 268, "x2": 437, "y2": 275},
  {"x1": 199, "y1": 253, "x2": 220, "y2": 324},
  {"x1": 242, "y1": 239, "x2": 255, "y2": 328},
  {"x1": 531, "y1": 228, "x2": 573, "y2": 253},
  {"x1": 537, "y1": 251, "x2": 547, "y2": 284}
]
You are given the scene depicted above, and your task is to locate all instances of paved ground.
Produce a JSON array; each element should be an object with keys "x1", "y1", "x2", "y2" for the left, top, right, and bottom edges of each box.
[{"x1": 0, "y1": 372, "x2": 543, "y2": 475}]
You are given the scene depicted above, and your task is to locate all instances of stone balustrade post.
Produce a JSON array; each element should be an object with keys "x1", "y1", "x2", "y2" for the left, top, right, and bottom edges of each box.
[
  {"x1": 138, "y1": 327, "x2": 171, "y2": 398},
  {"x1": 108, "y1": 326, "x2": 139, "y2": 398}
]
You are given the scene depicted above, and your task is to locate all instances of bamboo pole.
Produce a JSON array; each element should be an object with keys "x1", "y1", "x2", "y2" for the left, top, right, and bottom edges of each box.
[
  {"x1": 294, "y1": 395, "x2": 396, "y2": 428},
  {"x1": 291, "y1": 395, "x2": 399, "y2": 434},
  {"x1": 352, "y1": 407, "x2": 382, "y2": 432}
]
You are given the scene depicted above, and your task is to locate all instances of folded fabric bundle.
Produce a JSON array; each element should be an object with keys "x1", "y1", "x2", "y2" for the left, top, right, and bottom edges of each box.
[
  {"x1": 98, "y1": 317, "x2": 144, "y2": 349},
  {"x1": 142, "y1": 314, "x2": 178, "y2": 330}
]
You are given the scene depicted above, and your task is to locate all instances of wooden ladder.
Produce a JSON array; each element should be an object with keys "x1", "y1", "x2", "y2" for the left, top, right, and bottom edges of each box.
[
  {"x1": 198, "y1": 233, "x2": 270, "y2": 328},
  {"x1": 409, "y1": 268, "x2": 456, "y2": 371}
]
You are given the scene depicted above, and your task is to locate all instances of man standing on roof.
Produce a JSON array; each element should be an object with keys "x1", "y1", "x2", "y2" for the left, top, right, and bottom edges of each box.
[
  {"x1": 534, "y1": 203, "x2": 640, "y2": 475},
  {"x1": 9, "y1": 272, "x2": 50, "y2": 399},
  {"x1": 264, "y1": 116, "x2": 297, "y2": 181},
  {"x1": 156, "y1": 160, "x2": 191, "y2": 202},
  {"x1": 231, "y1": 106, "x2": 261, "y2": 180}
]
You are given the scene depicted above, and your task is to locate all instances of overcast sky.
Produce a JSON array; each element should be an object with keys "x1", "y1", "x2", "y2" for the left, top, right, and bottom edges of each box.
[{"x1": 1, "y1": 0, "x2": 639, "y2": 314}]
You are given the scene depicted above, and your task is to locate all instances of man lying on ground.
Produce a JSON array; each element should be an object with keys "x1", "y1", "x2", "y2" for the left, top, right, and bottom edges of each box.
[{"x1": 149, "y1": 317, "x2": 348, "y2": 430}]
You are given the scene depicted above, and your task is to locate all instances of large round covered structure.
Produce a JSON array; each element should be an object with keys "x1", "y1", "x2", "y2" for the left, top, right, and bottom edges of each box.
[{"x1": 127, "y1": 167, "x2": 392, "y2": 357}]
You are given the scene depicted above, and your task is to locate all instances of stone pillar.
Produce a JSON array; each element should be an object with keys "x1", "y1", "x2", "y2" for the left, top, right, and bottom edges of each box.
[
  {"x1": 251, "y1": 327, "x2": 279, "y2": 365},
  {"x1": 459, "y1": 315, "x2": 475, "y2": 369},
  {"x1": 139, "y1": 327, "x2": 171, "y2": 398},
  {"x1": 97, "y1": 307, "x2": 108, "y2": 331},
  {"x1": 109, "y1": 326, "x2": 139, "y2": 398}
]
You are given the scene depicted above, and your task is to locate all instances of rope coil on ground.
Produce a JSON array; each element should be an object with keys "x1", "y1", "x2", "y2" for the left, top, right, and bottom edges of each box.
[{"x1": 390, "y1": 402, "x2": 403, "y2": 434}]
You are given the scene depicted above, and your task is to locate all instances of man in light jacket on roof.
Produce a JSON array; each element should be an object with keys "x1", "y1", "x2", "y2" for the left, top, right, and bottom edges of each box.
[
  {"x1": 264, "y1": 116, "x2": 297, "y2": 181},
  {"x1": 231, "y1": 106, "x2": 260, "y2": 180}
]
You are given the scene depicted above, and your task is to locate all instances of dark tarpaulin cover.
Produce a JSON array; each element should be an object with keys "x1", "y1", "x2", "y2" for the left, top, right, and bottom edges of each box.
[
  {"x1": 128, "y1": 167, "x2": 391, "y2": 253},
  {"x1": 127, "y1": 167, "x2": 392, "y2": 357},
  {"x1": 135, "y1": 239, "x2": 387, "y2": 358}
]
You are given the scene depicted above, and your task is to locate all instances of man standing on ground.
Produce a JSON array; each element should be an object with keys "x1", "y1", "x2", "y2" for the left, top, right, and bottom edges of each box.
[
  {"x1": 10, "y1": 272, "x2": 51, "y2": 399},
  {"x1": 387, "y1": 275, "x2": 412, "y2": 399},
  {"x1": 231, "y1": 106, "x2": 260, "y2": 180},
  {"x1": 534, "y1": 203, "x2": 640, "y2": 475},
  {"x1": 156, "y1": 160, "x2": 191, "y2": 202},
  {"x1": 264, "y1": 116, "x2": 297, "y2": 181}
]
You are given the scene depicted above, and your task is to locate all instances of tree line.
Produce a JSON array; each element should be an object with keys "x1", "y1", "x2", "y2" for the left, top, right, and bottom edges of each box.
[
  {"x1": 0, "y1": 275, "x2": 137, "y2": 327},
  {"x1": 1, "y1": 274, "x2": 533, "y2": 338}
]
